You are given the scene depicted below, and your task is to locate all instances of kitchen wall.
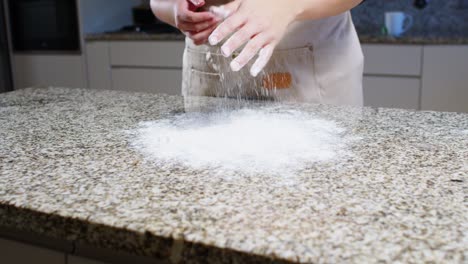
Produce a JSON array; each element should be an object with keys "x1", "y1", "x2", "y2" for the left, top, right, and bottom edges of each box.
[
  {"x1": 79, "y1": 0, "x2": 138, "y2": 34},
  {"x1": 352, "y1": 0, "x2": 468, "y2": 36}
]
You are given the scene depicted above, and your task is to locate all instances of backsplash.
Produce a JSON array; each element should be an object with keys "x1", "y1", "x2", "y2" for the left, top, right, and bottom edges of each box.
[{"x1": 352, "y1": 0, "x2": 468, "y2": 36}]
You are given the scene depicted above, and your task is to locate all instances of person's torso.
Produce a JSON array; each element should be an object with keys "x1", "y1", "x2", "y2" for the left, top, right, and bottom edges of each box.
[{"x1": 185, "y1": 0, "x2": 364, "y2": 106}]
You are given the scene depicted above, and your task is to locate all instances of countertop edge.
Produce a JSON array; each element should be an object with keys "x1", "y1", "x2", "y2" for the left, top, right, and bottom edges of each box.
[{"x1": 0, "y1": 203, "x2": 293, "y2": 264}]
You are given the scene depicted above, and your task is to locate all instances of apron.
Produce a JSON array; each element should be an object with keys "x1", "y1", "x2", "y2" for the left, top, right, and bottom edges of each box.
[{"x1": 182, "y1": 7, "x2": 364, "y2": 107}]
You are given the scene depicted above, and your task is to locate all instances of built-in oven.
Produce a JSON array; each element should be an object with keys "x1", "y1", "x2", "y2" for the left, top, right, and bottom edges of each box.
[
  {"x1": 7, "y1": 0, "x2": 80, "y2": 52},
  {"x1": 0, "y1": 0, "x2": 12, "y2": 92}
]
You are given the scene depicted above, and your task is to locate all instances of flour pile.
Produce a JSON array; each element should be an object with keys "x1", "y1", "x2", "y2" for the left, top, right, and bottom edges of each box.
[{"x1": 130, "y1": 108, "x2": 352, "y2": 175}]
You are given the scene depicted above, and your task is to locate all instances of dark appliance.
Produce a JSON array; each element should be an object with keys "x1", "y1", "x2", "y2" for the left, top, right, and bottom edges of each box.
[
  {"x1": 414, "y1": 0, "x2": 429, "y2": 9},
  {"x1": 120, "y1": 3, "x2": 180, "y2": 34},
  {"x1": 7, "y1": 0, "x2": 80, "y2": 52},
  {"x1": 133, "y1": 5, "x2": 157, "y2": 25},
  {"x1": 0, "y1": 0, "x2": 13, "y2": 92}
]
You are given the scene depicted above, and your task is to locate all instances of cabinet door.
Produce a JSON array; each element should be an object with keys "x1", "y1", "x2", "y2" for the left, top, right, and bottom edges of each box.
[
  {"x1": 362, "y1": 44, "x2": 422, "y2": 76},
  {"x1": 110, "y1": 41, "x2": 185, "y2": 68},
  {"x1": 13, "y1": 54, "x2": 87, "y2": 89},
  {"x1": 86, "y1": 42, "x2": 111, "y2": 90},
  {"x1": 363, "y1": 76, "x2": 420, "y2": 109},
  {"x1": 111, "y1": 68, "x2": 182, "y2": 95},
  {"x1": 0, "y1": 238, "x2": 65, "y2": 264},
  {"x1": 421, "y1": 46, "x2": 468, "y2": 113}
]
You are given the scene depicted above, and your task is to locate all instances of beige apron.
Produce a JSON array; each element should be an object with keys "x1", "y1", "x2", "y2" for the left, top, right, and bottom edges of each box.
[{"x1": 182, "y1": 10, "x2": 364, "y2": 106}]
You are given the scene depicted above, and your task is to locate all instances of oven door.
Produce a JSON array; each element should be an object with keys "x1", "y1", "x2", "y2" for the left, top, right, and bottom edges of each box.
[
  {"x1": 8, "y1": 0, "x2": 80, "y2": 52},
  {"x1": 1, "y1": 0, "x2": 12, "y2": 92}
]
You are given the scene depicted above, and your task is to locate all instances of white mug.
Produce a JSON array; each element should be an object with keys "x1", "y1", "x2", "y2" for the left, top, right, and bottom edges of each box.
[{"x1": 385, "y1": 12, "x2": 413, "y2": 37}]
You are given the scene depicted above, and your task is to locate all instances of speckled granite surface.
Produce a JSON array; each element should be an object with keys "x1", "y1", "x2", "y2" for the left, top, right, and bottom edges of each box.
[
  {"x1": 85, "y1": 32, "x2": 468, "y2": 45},
  {"x1": 85, "y1": 32, "x2": 185, "y2": 42},
  {"x1": 0, "y1": 87, "x2": 467, "y2": 263},
  {"x1": 358, "y1": 34, "x2": 468, "y2": 45}
]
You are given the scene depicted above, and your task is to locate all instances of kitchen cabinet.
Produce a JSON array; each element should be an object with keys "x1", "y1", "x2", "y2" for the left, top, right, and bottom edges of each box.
[
  {"x1": 13, "y1": 54, "x2": 87, "y2": 89},
  {"x1": 0, "y1": 238, "x2": 65, "y2": 264},
  {"x1": 362, "y1": 44, "x2": 423, "y2": 109},
  {"x1": 421, "y1": 46, "x2": 468, "y2": 112},
  {"x1": 86, "y1": 42, "x2": 112, "y2": 90},
  {"x1": 363, "y1": 44, "x2": 422, "y2": 76},
  {"x1": 363, "y1": 76, "x2": 420, "y2": 109},
  {"x1": 112, "y1": 68, "x2": 182, "y2": 94},
  {"x1": 109, "y1": 41, "x2": 184, "y2": 68},
  {"x1": 86, "y1": 41, "x2": 184, "y2": 95}
]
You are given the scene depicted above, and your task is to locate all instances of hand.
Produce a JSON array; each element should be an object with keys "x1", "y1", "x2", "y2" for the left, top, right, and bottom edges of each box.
[
  {"x1": 208, "y1": 0, "x2": 301, "y2": 76},
  {"x1": 174, "y1": 0, "x2": 220, "y2": 45}
]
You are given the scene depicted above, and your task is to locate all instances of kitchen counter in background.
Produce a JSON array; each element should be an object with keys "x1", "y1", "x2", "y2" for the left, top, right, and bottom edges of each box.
[
  {"x1": 0, "y1": 87, "x2": 467, "y2": 263},
  {"x1": 85, "y1": 32, "x2": 186, "y2": 42},
  {"x1": 85, "y1": 32, "x2": 468, "y2": 45},
  {"x1": 358, "y1": 34, "x2": 468, "y2": 45}
]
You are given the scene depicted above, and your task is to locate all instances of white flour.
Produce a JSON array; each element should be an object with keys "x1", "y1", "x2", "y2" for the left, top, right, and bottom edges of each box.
[{"x1": 130, "y1": 108, "x2": 352, "y2": 175}]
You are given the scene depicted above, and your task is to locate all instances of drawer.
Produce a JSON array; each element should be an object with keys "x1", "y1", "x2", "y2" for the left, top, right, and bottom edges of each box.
[
  {"x1": 110, "y1": 41, "x2": 185, "y2": 68},
  {"x1": 363, "y1": 76, "x2": 420, "y2": 110},
  {"x1": 111, "y1": 68, "x2": 182, "y2": 95},
  {"x1": 362, "y1": 44, "x2": 422, "y2": 76}
]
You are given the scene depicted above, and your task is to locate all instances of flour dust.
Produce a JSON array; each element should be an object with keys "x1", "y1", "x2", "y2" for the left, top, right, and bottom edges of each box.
[{"x1": 128, "y1": 107, "x2": 355, "y2": 176}]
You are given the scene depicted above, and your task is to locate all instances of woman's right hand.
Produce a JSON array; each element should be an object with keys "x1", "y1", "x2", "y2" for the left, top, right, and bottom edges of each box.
[{"x1": 173, "y1": 0, "x2": 220, "y2": 45}]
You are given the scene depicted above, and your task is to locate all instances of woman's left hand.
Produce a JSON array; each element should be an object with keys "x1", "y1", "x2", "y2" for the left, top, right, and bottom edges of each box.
[{"x1": 208, "y1": 0, "x2": 302, "y2": 76}]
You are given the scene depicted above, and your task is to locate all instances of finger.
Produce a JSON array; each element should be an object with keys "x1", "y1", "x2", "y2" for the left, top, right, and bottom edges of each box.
[
  {"x1": 230, "y1": 34, "x2": 269, "y2": 72},
  {"x1": 208, "y1": 12, "x2": 246, "y2": 45},
  {"x1": 221, "y1": 24, "x2": 258, "y2": 57},
  {"x1": 250, "y1": 44, "x2": 275, "y2": 77},
  {"x1": 178, "y1": 10, "x2": 215, "y2": 23},
  {"x1": 188, "y1": 0, "x2": 205, "y2": 8},
  {"x1": 188, "y1": 24, "x2": 218, "y2": 45}
]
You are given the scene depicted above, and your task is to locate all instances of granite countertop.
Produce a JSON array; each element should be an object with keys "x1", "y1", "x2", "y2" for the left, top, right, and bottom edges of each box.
[
  {"x1": 85, "y1": 32, "x2": 186, "y2": 42},
  {"x1": 85, "y1": 32, "x2": 468, "y2": 45},
  {"x1": 0, "y1": 87, "x2": 467, "y2": 263},
  {"x1": 358, "y1": 34, "x2": 468, "y2": 45}
]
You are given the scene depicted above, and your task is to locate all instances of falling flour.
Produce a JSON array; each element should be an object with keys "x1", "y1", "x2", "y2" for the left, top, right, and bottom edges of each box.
[{"x1": 129, "y1": 107, "x2": 353, "y2": 175}]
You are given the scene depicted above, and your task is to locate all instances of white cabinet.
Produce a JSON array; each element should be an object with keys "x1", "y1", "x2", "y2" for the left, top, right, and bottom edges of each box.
[
  {"x1": 421, "y1": 46, "x2": 468, "y2": 113},
  {"x1": 110, "y1": 41, "x2": 184, "y2": 68},
  {"x1": 86, "y1": 41, "x2": 184, "y2": 95},
  {"x1": 112, "y1": 68, "x2": 182, "y2": 94},
  {"x1": 362, "y1": 44, "x2": 423, "y2": 109},
  {"x1": 86, "y1": 42, "x2": 112, "y2": 90},
  {"x1": 13, "y1": 54, "x2": 87, "y2": 89},
  {"x1": 363, "y1": 44, "x2": 422, "y2": 76},
  {"x1": 0, "y1": 238, "x2": 65, "y2": 264},
  {"x1": 364, "y1": 76, "x2": 420, "y2": 109}
]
